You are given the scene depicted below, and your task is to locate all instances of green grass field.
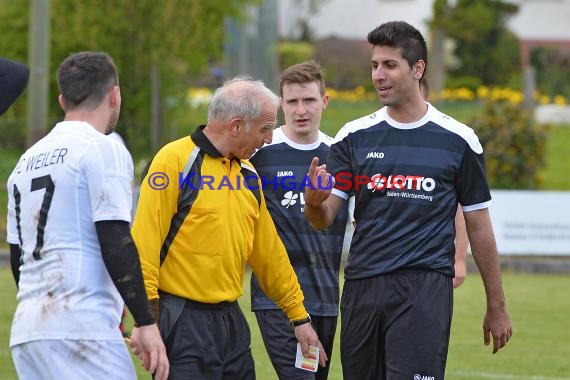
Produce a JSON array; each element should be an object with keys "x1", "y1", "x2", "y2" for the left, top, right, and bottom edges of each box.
[{"x1": 0, "y1": 266, "x2": 569, "y2": 379}]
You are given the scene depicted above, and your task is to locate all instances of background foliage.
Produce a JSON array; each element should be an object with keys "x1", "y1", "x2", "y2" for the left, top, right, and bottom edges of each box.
[
  {"x1": 435, "y1": 0, "x2": 521, "y2": 89},
  {"x1": 531, "y1": 47, "x2": 570, "y2": 99},
  {"x1": 0, "y1": 0, "x2": 258, "y2": 154},
  {"x1": 470, "y1": 100, "x2": 549, "y2": 189},
  {"x1": 1, "y1": 1, "x2": 569, "y2": 192},
  {"x1": 277, "y1": 41, "x2": 314, "y2": 72}
]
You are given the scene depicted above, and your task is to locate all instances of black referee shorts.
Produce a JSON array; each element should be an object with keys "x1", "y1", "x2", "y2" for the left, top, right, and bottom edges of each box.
[
  {"x1": 158, "y1": 291, "x2": 255, "y2": 380},
  {"x1": 340, "y1": 270, "x2": 453, "y2": 380},
  {"x1": 254, "y1": 309, "x2": 338, "y2": 380}
]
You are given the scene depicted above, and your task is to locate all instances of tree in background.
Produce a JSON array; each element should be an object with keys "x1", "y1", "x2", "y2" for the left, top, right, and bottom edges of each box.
[
  {"x1": 0, "y1": 0, "x2": 30, "y2": 145},
  {"x1": 431, "y1": 0, "x2": 521, "y2": 89},
  {"x1": 427, "y1": 0, "x2": 452, "y2": 94},
  {"x1": 531, "y1": 47, "x2": 570, "y2": 99},
  {"x1": 0, "y1": 0, "x2": 256, "y2": 153}
]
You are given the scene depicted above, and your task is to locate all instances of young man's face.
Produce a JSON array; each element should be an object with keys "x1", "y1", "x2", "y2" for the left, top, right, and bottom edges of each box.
[
  {"x1": 370, "y1": 45, "x2": 422, "y2": 107},
  {"x1": 280, "y1": 82, "x2": 328, "y2": 143}
]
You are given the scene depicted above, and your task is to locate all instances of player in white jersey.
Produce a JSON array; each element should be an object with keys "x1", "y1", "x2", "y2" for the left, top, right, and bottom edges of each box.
[{"x1": 6, "y1": 51, "x2": 168, "y2": 380}]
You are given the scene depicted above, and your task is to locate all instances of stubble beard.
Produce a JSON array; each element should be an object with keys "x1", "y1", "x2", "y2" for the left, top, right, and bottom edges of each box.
[{"x1": 105, "y1": 108, "x2": 120, "y2": 135}]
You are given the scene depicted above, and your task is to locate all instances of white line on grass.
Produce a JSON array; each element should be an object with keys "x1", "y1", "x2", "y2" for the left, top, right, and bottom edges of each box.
[{"x1": 448, "y1": 370, "x2": 570, "y2": 380}]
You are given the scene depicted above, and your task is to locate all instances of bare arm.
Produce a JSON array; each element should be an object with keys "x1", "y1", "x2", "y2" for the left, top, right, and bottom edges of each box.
[
  {"x1": 453, "y1": 206, "x2": 469, "y2": 288},
  {"x1": 464, "y1": 208, "x2": 513, "y2": 353},
  {"x1": 304, "y1": 157, "x2": 345, "y2": 230}
]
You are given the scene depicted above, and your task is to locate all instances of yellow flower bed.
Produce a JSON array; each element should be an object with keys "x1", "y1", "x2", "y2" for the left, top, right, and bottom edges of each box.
[{"x1": 186, "y1": 86, "x2": 568, "y2": 106}]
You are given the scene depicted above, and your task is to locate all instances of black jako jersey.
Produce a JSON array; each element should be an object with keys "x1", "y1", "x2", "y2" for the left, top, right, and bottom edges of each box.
[
  {"x1": 329, "y1": 104, "x2": 491, "y2": 280},
  {"x1": 250, "y1": 127, "x2": 348, "y2": 316}
]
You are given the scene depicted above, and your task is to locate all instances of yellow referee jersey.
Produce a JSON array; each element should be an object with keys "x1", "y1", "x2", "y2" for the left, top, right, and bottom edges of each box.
[{"x1": 131, "y1": 126, "x2": 307, "y2": 322}]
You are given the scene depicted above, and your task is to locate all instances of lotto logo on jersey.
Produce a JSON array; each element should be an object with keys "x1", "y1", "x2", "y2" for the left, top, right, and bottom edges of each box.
[
  {"x1": 367, "y1": 173, "x2": 435, "y2": 192},
  {"x1": 334, "y1": 172, "x2": 436, "y2": 192}
]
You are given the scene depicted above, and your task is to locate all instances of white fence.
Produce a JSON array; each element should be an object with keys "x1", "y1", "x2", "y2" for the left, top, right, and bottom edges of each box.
[
  {"x1": 342, "y1": 190, "x2": 570, "y2": 256},
  {"x1": 490, "y1": 190, "x2": 570, "y2": 255}
]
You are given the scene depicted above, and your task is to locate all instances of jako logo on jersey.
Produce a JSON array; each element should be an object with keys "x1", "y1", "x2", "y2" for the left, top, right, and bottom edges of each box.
[
  {"x1": 366, "y1": 151, "x2": 384, "y2": 159},
  {"x1": 414, "y1": 374, "x2": 435, "y2": 380},
  {"x1": 276, "y1": 170, "x2": 294, "y2": 177},
  {"x1": 367, "y1": 173, "x2": 435, "y2": 192},
  {"x1": 281, "y1": 191, "x2": 304, "y2": 208}
]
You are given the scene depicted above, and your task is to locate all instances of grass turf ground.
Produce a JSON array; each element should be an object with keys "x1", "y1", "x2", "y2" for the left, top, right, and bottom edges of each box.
[{"x1": 1, "y1": 266, "x2": 569, "y2": 379}]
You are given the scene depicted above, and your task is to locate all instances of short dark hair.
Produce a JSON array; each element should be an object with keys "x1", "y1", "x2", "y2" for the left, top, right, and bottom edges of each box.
[
  {"x1": 367, "y1": 21, "x2": 428, "y2": 76},
  {"x1": 57, "y1": 51, "x2": 118, "y2": 111},
  {"x1": 279, "y1": 60, "x2": 326, "y2": 97}
]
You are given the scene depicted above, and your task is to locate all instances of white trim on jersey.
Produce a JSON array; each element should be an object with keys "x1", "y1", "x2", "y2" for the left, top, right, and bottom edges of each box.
[
  {"x1": 462, "y1": 200, "x2": 493, "y2": 212},
  {"x1": 240, "y1": 161, "x2": 258, "y2": 175},
  {"x1": 334, "y1": 103, "x2": 483, "y2": 154},
  {"x1": 331, "y1": 188, "x2": 350, "y2": 200},
  {"x1": 255, "y1": 126, "x2": 334, "y2": 154}
]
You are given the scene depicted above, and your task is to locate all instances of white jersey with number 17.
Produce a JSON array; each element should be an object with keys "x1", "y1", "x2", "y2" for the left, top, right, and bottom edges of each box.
[{"x1": 6, "y1": 121, "x2": 133, "y2": 347}]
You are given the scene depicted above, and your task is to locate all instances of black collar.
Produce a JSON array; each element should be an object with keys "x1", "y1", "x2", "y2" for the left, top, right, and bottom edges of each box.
[
  {"x1": 190, "y1": 125, "x2": 241, "y2": 163},
  {"x1": 190, "y1": 125, "x2": 223, "y2": 158}
]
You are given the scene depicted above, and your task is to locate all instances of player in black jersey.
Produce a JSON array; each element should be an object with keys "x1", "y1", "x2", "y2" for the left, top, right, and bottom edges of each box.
[
  {"x1": 250, "y1": 61, "x2": 348, "y2": 380},
  {"x1": 305, "y1": 21, "x2": 512, "y2": 380}
]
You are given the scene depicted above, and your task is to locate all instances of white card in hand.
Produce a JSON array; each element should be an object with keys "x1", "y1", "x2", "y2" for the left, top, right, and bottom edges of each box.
[{"x1": 295, "y1": 343, "x2": 319, "y2": 372}]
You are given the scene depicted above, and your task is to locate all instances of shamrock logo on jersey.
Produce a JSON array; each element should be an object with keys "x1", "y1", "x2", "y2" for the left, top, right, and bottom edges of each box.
[
  {"x1": 367, "y1": 176, "x2": 384, "y2": 192},
  {"x1": 281, "y1": 191, "x2": 298, "y2": 208}
]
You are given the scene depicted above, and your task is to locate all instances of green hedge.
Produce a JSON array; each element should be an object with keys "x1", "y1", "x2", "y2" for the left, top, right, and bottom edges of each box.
[{"x1": 470, "y1": 100, "x2": 549, "y2": 189}]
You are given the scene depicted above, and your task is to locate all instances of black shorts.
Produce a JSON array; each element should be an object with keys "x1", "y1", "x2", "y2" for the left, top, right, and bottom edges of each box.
[
  {"x1": 254, "y1": 309, "x2": 338, "y2": 380},
  {"x1": 159, "y1": 291, "x2": 255, "y2": 379},
  {"x1": 340, "y1": 270, "x2": 453, "y2": 380}
]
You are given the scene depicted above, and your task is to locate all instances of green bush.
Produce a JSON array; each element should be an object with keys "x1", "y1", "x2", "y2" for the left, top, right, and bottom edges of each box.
[
  {"x1": 277, "y1": 41, "x2": 314, "y2": 72},
  {"x1": 531, "y1": 46, "x2": 570, "y2": 98},
  {"x1": 0, "y1": 119, "x2": 26, "y2": 150},
  {"x1": 470, "y1": 100, "x2": 549, "y2": 189},
  {"x1": 445, "y1": 76, "x2": 482, "y2": 92}
]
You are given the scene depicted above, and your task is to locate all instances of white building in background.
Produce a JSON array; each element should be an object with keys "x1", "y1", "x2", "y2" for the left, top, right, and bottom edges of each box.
[
  {"x1": 278, "y1": 0, "x2": 570, "y2": 64},
  {"x1": 278, "y1": 0, "x2": 434, "y2": 40},
  {"x1": 506, "y1": 0, "x2": 570, "y2": 66},
  {"x1": 507, "y1": 0, "x2": 570, "y2": 41}
]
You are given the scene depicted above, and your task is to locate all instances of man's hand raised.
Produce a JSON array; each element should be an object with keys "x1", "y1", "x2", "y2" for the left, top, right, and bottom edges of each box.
[
  {"x1": 305, "y1": 157, "x2": 334, "y2": 208},
  {"x1": 304, "y1": 157, "x2": 345, "y2": 230}
]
